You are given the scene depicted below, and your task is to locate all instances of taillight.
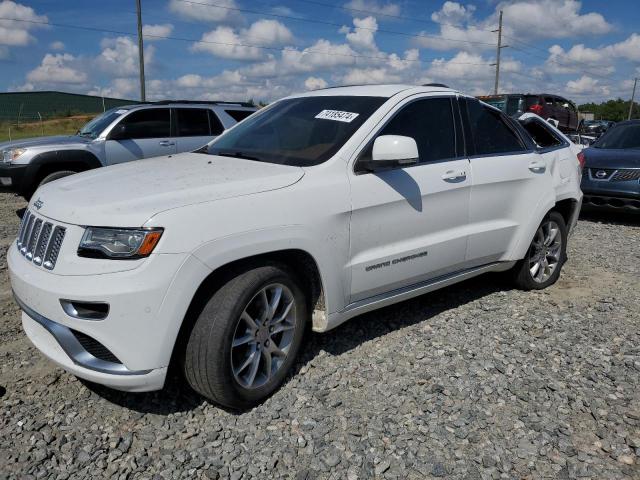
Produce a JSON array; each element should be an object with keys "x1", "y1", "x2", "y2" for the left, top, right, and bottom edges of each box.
[
  {"x1": 577, "y1": 151, "x2": 585, "y2": 170},
  {"x1": 529, "y1": 104, "x2": 544, "y2": 115}
]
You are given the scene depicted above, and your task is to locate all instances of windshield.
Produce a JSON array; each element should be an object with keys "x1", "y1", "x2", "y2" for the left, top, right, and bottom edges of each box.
[
  {"x1": 205, "y1": 96, "x2": 387, "y2": 166},
  {"x1": 78, "y1": 107, "x2": 128, "y2": 139},
  {"x1": 593, "y1": 123, "x2": 640, "y2": 150}
]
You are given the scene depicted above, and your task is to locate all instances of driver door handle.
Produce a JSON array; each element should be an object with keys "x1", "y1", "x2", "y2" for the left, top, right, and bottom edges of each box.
[
  {"x1": 159, "y1": 140, "x2": 175, "y2": 147},
  {"x1": 528, "y1": 160, "x2": 547, "y2": 173},
  {"x1": 441, "y1": 169, "x2": 467, "y2": 182}
]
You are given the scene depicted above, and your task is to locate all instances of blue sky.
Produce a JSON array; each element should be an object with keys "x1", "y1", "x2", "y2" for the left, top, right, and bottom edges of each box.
[{"x1": 1, "y1": 0, "x2": 639, "y2": 103}]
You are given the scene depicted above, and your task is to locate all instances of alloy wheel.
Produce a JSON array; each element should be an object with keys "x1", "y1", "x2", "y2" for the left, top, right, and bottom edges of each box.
[
  {"x1": 231, "y1": 283, "x2": 297, "y2": 389},
  {"x1": 528, "y1": 219, "x2": 562, "y2": 283}
]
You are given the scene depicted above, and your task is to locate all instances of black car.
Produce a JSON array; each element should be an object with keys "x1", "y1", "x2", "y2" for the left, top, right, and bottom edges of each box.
[
  {"x1": 580, "y1": 120, "x2": 640, "y2": 211},
  {"x1": 582, "y1": 120, "x2": 615, "y2": 137}
]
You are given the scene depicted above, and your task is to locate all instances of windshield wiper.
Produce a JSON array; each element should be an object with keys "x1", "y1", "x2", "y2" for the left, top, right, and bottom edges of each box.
[{"x1": 216, "y1": 151, "x2": 262, "y2": 161}]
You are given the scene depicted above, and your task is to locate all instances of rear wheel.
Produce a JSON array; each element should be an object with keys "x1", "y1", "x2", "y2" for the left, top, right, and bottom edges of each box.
[
  {"x1": 183, "y1": 264, "x2": 307, "y2": 409},
  {"x1": 512, "y1": 211, "x2": 567, "y2": 290}
]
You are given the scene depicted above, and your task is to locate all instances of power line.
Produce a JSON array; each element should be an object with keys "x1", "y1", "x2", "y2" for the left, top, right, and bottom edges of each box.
[
  {"x1": 0, "y1": 16, "x2": 496, "y2": 67},
  {"x1": 171, "y1": 0, "x2": 496, "y2": 47}
]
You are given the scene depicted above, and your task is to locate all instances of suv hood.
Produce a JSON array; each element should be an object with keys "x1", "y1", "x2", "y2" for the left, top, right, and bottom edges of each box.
[
  {"x1": 584, "y1": 147, "x2": 640, "y2": 169},
  {"x1": 0, "y1": 135, "x2": 91, "y2": 151},
  {"x1": 32, "y1": 153, "x2": 304, "y2": 226}
]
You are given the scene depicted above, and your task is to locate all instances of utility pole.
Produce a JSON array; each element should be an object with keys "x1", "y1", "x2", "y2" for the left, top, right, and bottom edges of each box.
[
  {"x1": 628, "y1": 77, "x2": 638, "y2": 120},
  {"x1": 136, "y1": 0, "x2": 146, "y2": 102},
  {"x1": 492, "y1": 10, "x2": 508, "y2": 95}
]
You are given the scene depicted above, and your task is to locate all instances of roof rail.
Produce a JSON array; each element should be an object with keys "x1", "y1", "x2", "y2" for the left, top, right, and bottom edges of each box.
[
  {"x1": 150, "y1": 100, "x2": 255, "y2": 107},
  {"x1": 422, "y1": 83, "x2": 450, "y2": 88}
]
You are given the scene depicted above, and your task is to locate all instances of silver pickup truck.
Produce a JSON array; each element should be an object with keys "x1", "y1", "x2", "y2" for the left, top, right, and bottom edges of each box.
[{"x1": 0, "y1": 101, "x2": 256, "y2": 199}]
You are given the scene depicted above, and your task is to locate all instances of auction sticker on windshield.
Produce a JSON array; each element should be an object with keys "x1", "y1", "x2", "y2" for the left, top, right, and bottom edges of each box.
[{"x1": 315, "y1": 110, "x2": 360, "y2": 123}]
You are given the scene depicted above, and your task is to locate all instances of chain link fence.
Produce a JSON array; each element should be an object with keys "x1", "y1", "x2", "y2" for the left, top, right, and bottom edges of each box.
[{"x1": 0, "y1": 91, "x2": 139, "y2": 142}]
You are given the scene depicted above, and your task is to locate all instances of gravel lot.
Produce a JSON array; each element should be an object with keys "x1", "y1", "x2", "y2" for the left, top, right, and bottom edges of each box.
[{"x1": 1, "y1": 192, "x2": 638, "y2": 480}]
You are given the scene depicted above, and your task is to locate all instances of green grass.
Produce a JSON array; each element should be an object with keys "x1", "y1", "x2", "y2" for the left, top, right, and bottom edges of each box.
[{"x1": 0, "y1": 115, "x2": 95, "y2": 143}]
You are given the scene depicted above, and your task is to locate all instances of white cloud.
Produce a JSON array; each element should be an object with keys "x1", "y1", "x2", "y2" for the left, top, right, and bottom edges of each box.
[
  {"x1": 387, "y1": 48, "x2": 419, "y2": 71},
  {"x1": 49, "y1": 40, "x2": 65, "y2": 51},
  {"x1": 95, "y1": 36, "x2": 154, "y2": 77},
  {"x1": 500, "y1": 0, "x2": 611, "y2": 39},
  {"x1": 431, "y1": 1, "x2": 475, "y2": 24},
  {"x1": 88, "y1": 78, "x2": 137, "y2": 99},
  {"x1": 342, "y1": 16, "x2": 378, "y2": 50},
  {"x1": 566, "y1": 75, "x2": 610, "y2": 96},
  {"x1": 344, "y1": 0, "x2": 400, "y2": 17},
  {"x1": 545, "y1": 33, "x2": 640, "y2": 75},
  {"x1": 168, "y1": 0, "x2": 239, "y2": 23},
  {"x1": 608, "y1": 33, "x2": 640, "y2": 62},
  {"x1": 304, "y1": 76, "x2": 327, "y2": 90},
  {"x1": 26, "y1": 53, "x2": 87, "y2": 84},
  {"x1": 192, "y1": 20, "x2": 293, "y2": 60},
  {"x1": 280, "y1": 39, "x2": 358, "y2": 73},
  {"x1": 142, "y1": 24, "x2": 174, "y2": 40},
  {"x1": 342, "y1": 67, "x2": 401, "y2": 85},
  {"x1": 416, "y1": 0, "x2": 612, "y2": 53},
  {"x1": 423, "y1": 51, "x2": 522, "y2": 95},
  {"x1": 0, "y1": 1, "x2": 47, "y2": 47}
]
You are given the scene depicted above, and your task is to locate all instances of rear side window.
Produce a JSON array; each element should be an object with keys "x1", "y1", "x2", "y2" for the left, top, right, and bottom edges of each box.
[
  {"x1": 208, "y1": 110, "x2": 224, "y2": 136},
  {"x1": 371, "y1": 97, "x2": 457, "y2": 164},
  {"x1": 465, "y1": 99, "x2": 526, "y2": 155},
  {"x1": 119, "y1": 108, "x2": 170, "y2": 139},
  {"x1": 225, "y1": 110, "x2": 254, "y2": 122},
  {"x1": 176, "y1": 108, "x2": 210, "y2": 137},
  {"x1": 520, "y1": 119, "x2": 564, "y2": 149}
]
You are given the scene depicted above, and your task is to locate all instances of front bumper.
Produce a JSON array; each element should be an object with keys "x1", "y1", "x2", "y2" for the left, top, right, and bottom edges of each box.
[
  {"x1": 581, "y1": 175, "x2": 640, "y2": 211},
  {"x1": 9, "y1": 241, "x2": 211, "y2": 392},
  {"x1": 0, "y1": 163, "x2": 29, "y2": 194}
]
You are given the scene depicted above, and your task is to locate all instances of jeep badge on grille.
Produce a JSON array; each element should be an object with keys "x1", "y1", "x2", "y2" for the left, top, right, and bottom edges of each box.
[{"x1": 33, "y1": 198, "x2": 44, "y2": 210}]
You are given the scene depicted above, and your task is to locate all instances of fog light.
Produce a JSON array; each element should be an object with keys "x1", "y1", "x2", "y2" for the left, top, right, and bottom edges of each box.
[{"x1": 0, "y1": 177, "x2": 12, "y2": 186}]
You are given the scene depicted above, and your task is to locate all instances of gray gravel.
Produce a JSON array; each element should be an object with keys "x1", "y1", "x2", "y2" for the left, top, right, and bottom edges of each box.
[{"x1": 1, "y1": 194, "x2": 639, "y2": 479}]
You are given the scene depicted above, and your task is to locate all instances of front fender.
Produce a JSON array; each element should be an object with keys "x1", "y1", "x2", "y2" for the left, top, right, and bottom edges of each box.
[{"x1": 190, "y1": 225, "x2": 345, "y2": 319}]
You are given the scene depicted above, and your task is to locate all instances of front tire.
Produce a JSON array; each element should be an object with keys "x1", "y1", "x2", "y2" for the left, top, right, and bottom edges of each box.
[
  {"x1": 512, "y1": 211, "x2": 567, "y2": 290},
  {"x1": 183, "y1": 264, "x2": 307, "y2": 409}
]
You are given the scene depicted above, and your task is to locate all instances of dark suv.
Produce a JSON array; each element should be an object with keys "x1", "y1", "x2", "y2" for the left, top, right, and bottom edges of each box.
[{"x1": 478, "y1": 94, "x2": 580, "y2": 133}]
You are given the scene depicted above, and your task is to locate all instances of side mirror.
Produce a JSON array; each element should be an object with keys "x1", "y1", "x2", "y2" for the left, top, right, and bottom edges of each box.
[
  {"x1": 108, "y1": 123, "x2": 128, "y2": 141},
  {"x1": 368, "y1": 135, "x2": 419, "y2": 170},
  {"x1": 546, "y1": 118, "x2": 560, "y2": 128}
]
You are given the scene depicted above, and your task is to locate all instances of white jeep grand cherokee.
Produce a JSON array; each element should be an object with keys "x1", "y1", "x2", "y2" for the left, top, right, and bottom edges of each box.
[{"x1": 9, "y1": 85, "x2": 582, "y2": 409}]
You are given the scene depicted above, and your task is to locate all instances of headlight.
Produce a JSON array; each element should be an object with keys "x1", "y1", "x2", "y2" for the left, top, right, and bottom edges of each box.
[
  {"x1": 2, "y1": 148, "x2": 27, "y2": 163},
  {"x1": 78, "y1": 227, "x2": 163, "y2": 259}
]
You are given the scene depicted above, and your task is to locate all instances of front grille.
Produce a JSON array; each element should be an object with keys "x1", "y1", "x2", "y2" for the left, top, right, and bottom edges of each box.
[
  {"x1": 16, "y1": 209, "x2": 66, "y2": 271},
  {"x1": 611, "y1": 169, "x2": 640, "y2": 182},
  {"x1": 70, "y1": 329, "x2": 122, "y2": 364}
]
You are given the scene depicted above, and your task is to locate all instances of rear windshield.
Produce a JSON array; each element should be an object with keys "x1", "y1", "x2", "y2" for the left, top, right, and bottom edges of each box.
[
  {"x1": 225, "y1": 109, "x2": 255, "y2": 122},
  {"x1": 207, "y1": 96, "x2": 386, "y2": 166}
]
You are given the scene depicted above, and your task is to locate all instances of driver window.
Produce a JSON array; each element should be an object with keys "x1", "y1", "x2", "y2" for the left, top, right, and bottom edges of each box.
[
  {"x1": 118, "y1": 108, "x2": 170, "y2": 139},
  {"x1": 359, "y1": 97, "x2": 457, "y2": 166}
]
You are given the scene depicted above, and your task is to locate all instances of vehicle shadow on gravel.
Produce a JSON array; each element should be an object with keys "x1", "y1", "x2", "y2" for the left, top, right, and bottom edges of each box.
[
  {"x1": 579, "y1": 208, "x2": 639, "y2": 226},
  {"x1": 80, "y1": 274, "x2": 511, "y2": 415}
]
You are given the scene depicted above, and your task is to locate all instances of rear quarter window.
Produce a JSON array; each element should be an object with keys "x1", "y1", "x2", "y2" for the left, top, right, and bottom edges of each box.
[
  {"x1": 520, "y1": 119, "x2": 564, "y2": 149},
  {"x1": 225, "y1": 110, "x2": 255, "y2": 122}
]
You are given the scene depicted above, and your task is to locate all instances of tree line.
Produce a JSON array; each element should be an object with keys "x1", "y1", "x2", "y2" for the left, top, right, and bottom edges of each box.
[{"x1": 578, "y1": 98, "x2": 639, "y2": 122}]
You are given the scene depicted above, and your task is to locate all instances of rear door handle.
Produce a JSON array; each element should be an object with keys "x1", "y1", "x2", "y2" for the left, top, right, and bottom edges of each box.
[
  {"x1": 159, "y1": 140, "x2": 175, "y2": 147},
  {"x1": 441, "y1": 170, "x2": 467, "y2": 182},
  {"x1": 528, "y1": 160, "x2": 546, "y2": 173}
]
